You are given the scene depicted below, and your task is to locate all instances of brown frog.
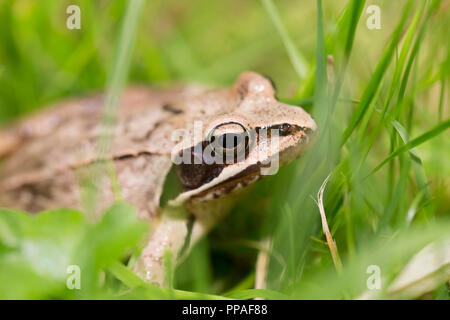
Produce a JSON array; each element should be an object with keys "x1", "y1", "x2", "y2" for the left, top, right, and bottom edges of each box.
[{"x1": 0, "y1": 71, "x2": 317, "y2": 285}]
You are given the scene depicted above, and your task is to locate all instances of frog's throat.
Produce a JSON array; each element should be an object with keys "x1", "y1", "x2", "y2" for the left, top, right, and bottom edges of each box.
[{"x1": 169, "y1": 162, "x2": 262, "y2": 206}]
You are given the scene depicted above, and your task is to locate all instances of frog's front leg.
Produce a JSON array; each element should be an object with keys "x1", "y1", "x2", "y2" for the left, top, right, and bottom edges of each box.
[
  {"x1": 133, "y1": 199, "x2": 231, "y2": 286},
  {"x1": 133, "y1": 214, "x2": 189, "y2": 286}
]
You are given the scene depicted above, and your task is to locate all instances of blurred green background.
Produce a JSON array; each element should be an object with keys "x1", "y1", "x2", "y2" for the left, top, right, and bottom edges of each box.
[{"x1": 0, "y1": 0, "x2": 449, "y2": 299}]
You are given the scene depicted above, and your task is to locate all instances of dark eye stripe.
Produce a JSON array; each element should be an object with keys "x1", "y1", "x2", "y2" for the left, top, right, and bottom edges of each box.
[{"x1": 255, "y1": 123, "x2": 309, "y2": 136}]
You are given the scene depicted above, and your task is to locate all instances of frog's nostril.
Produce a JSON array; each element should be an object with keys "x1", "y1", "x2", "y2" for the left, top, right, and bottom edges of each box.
[{"x1": 303, "y1": 127, "x2": 313, "y2": 135}]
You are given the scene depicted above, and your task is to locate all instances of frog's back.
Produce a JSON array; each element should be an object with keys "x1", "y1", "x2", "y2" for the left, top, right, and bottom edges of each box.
[
  {"x1": 0, "y1": 87, "x2": 190, "y2": 217},
  {"x1": 0, "y1": 75, "x2": 255, "y2": 217}
]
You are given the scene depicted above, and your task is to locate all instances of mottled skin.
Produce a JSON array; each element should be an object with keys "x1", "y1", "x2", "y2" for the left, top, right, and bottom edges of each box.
[{"x1": 0, "y1": 72, "x2": 317, "y2": 285}]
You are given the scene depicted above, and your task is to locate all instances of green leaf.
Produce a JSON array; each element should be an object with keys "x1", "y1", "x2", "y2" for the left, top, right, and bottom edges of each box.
[
  {"x1": 0, "y1": 202, "x2": 147, "y2": 299},
  {"x1": 0, "y1": 208, "x2": 86, "y2": 299},
  {"x1": 73, "y1": 201, "x2": 148, "y2": 292}
]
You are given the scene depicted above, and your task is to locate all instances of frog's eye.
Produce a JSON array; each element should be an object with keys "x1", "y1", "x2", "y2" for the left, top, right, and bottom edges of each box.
[
  {"x1": 273, "y1": 123, "x2": 292, "y2": 136},
  {"x1": 256, "y1": 123, "x2": 294, "y2": 138},
  {"x1": 207, "y1": 122, "x2": 251, "y2": 160},
  {"x1": 212, "y1": 132, "x2": 246, "y2": 150}
]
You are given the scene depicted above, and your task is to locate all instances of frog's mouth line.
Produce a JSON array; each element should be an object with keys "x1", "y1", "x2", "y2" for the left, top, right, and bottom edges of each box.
[
  {"x1": 194, "y1": 163, "x2": 262, "y2": 198},
  {"x1": 189, "y1": 136, "x2": 314, "y2": 200}
]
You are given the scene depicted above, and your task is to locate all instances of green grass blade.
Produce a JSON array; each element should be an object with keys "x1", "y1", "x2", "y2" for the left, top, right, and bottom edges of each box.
[
  {"x1": 395, "y1": 1, "x2": 437, "y2": 110},
  {"x1": 108, "y1": 261, "x2": 231, "y2": 300},
  {"x1": 330, "y1": 0, "x2": 365, "y2": 107},
  {"x1": 392, "y1": 122, "x2": 428, "y2": 186},
  {"x1": 86, "y1": 0, "x2": 145, "y2": 215},
  {"x1": 391, "y1": 120, "x2": 433, "y2": 222},
  {"x1": 340, "y1": 1, "x2": 413, "y2": 146},
  {"x1": 109, "y1": 261, "x2": 142, "y2": 287},
  {"x1": 385, "y1": 0, "x2": 426, "y2": 117},
  {"x1": 260, "y1": 0, "x2": 309, "y2": 79},
  {"x1": 97, "y1": 0, "x2": 145, "y2": 157},
  {"x1": 296, "y1": 0, "x2": 365, "y2": 99},
  {"x1": 438, "y1": 77, "x2": 446, "y2": 121},
  {"x1": 313, "y1": 0, "x2": 328, "y2": 128},
  {"x1": 368, "y1": 119, "x2": 450, "y2": 177},
  {"x1": 355, "y1": 1, "x2": 436, "y2": 175}
]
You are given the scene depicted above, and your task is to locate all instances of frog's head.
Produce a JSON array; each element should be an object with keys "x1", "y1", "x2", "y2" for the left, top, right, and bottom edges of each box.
[{"x1": 170, "y1": 71, "x2": 317, "y2": 207}]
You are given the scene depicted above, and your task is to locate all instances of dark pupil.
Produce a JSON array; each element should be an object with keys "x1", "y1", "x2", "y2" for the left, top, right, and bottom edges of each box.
[
  {"x1": 219, "y1": 133, "x2": 242, "y2": 149},
  {"x1": 278, "y1": 123, "x2": 291, "y2": 136}
]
